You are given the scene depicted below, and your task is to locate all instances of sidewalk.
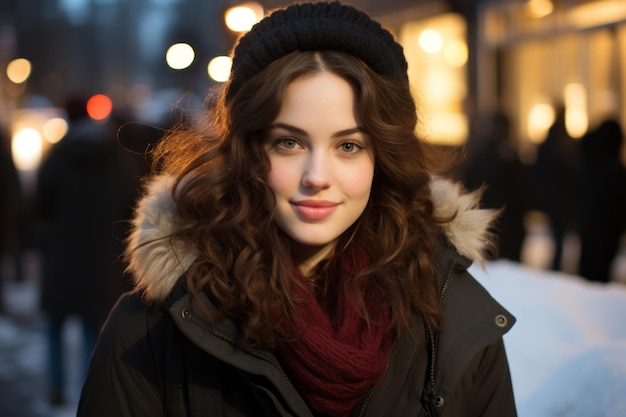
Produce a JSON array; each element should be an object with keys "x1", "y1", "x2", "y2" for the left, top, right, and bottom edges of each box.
[{"x1": 0, "y1": 255, "x2": 80, "y2": 417}]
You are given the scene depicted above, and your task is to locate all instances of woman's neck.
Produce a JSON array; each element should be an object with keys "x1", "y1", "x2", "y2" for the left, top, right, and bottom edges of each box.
[{"x1": 292, "y1": 241, "x2": 336, "y2": 278}]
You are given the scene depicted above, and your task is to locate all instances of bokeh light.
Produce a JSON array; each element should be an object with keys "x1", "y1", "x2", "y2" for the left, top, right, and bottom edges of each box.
[
  {"x1": 42, "y1": 117, "x2": 69, "y2": 143},
  {"x1": 208, "y1": 56, "x2": 232, "y2": 82},
  {"x1": 166, "y1": 43, "x2": 195, "y2": 70},
  {"x1": 566, "y1": 107, "x2": 588, "y2": 139},
  {"x1": 443, "y1": 39, "x2": 468, "y2": 67},
  {"x1": 527, "y1": 0, "x2": 554, "y2": 18},
  {"x1": 527, "y1": 103, "x2": 555, "y2": 143},
  {"x1": 225, "y1": 3, "x2": 264, "y2": 32},
  {"x1": 12, "y1": 128, "x2": 43, "y2": 170},
  {"x1": 86, "y1": 94, "x2": 113, "y2": 120},
  {"x1": 564, "y1": 83, "x2": 588, "y2": 138},
  {"x1": 6, "y1": 58, "x2": 32, "y2": 84},
  {"x1": 419, "y1": 29, "x2": 444, "y2": 54}
]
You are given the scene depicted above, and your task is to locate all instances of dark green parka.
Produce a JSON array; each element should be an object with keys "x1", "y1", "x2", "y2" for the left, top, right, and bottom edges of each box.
[{"x1": 78, "y1": 176, "x2": 517, "y2": 417}]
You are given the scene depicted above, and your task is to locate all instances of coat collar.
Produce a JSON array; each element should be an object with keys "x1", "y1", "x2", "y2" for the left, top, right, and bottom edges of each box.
[
  {"x1": 127, "y1": 174, "x2": 498, "y2": 302},
  {"x1": 165, "y1": 246, "x2": 514, "y2": 417}
]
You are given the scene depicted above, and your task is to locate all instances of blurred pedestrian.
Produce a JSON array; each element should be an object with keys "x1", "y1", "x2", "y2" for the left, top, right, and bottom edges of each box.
[
  {"x1": 532, "y1": 105, "x2": 583, "y2": 271},
  {"x1": 34, "y1": 95, "x2": 138, "y2": 405},
  {"x1": 577, "y1": 119, "x2": 626, "y2": 282},
  {"x1": 464, "y1": 111, "x2": 531, "y2": 262},
  {"x1": 0, "y1": 128, "x2": 23, "y2": 313}
]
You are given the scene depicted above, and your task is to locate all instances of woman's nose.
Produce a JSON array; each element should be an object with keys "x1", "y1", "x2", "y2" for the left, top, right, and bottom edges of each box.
[{"x1": 301, "y1": 152, "x2": 331, "y2": 190}]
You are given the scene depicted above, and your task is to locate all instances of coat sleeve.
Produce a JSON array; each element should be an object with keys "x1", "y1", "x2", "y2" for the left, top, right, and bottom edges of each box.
[
  {"x1": 77, "y1": 293, "x2": 167, "y2": 417},
  {"x1": 464, "y1": 339, "x2": 518, "y2": 417}
]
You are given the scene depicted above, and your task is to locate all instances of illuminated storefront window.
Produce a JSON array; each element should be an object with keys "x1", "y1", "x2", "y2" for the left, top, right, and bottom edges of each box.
[
  {"x1": 401, "y1": 13, "x2": 468, "y2": 146},
  {"x1": 480, "y1": 0, "x2": 626, "y2": 162}
]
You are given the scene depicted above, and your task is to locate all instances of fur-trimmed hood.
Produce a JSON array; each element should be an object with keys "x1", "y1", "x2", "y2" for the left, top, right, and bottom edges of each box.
[{"x1": 127, "y1": 175, "x2": 498, "y2": 303}]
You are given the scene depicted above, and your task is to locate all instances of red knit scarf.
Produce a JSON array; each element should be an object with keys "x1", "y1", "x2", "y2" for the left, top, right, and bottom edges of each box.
[{"x1": 276, "y1": 249, "x2": 393, "y2": 417}]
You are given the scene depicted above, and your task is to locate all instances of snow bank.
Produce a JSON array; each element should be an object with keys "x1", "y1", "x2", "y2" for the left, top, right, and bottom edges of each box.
[{"x1": 472, "y1": 260, "x2": 626, "y2": 417}]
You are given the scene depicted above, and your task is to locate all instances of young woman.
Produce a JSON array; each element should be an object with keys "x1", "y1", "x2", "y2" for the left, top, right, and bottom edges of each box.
[{"x1": 78, "y1": 2, "x2": 517, "y2": 416}]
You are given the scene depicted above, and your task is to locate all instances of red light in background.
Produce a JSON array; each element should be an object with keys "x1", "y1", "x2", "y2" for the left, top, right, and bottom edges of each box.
[{"x1": 86, "y1": 94, "x2": 112, "y2": 120}]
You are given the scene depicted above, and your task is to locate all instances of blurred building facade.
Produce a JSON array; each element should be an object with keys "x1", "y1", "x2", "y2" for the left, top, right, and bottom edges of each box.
[
  {"x1": 0, "y1": 0, "x2": 626, "y2": 159},
  {"x1": 0, "y1": 0, "x2": 625, "y2": 172},
  {"x1": 0, "y1": 0, "x2": 233, "y2": 122},
  {"x1": 476, "y1": 0, "x2": 626, "y2": 165}
]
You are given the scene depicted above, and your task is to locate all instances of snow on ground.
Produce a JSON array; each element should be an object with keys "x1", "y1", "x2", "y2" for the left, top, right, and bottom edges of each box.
[
  {"x1": 472, "y1": 260, "x2": 626, "y2": 417},
  {"x1": 1, "y1": 257, "x2": 626, "y2": 416}
]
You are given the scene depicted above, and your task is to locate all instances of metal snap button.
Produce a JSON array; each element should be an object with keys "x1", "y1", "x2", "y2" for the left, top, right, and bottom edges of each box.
[
  {"x1": 181, "y1": 309, "x2": 192, "y2": 320},
  {"x1": 434, "y1": 396, "x2": 445, "y2": 407},
  {"x1": 495, "y1": 314, "x2": 508, "y2": 327}
]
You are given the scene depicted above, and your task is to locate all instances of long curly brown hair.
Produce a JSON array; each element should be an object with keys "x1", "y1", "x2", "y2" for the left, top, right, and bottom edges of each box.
[{"x1": 148, "y1": 50, "x2": 454, "y2": 348}]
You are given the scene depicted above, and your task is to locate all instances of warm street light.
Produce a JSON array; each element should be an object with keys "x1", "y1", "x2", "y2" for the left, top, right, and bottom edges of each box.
[
  {"x1": 224, "y1": 3, "x2": 263, "y2": 32},
  {"x1": 12, "y1": 127, "x2": 43, "y2": 171},
  {"x1": 208, "y1": 56, "x2": 232, "y2": 82},
  {"x1": 418, "y1": 29, "x2": 443, "y2": 54},
  {"x1": 166, "y1": 43, "x2": 195, "y2": 70},
  {"x1": 6, "y1": 58, "x2": 32, "y2": 84},
  {"x1": 42, "y1": 118, "x2": 69, "y2": 143}
]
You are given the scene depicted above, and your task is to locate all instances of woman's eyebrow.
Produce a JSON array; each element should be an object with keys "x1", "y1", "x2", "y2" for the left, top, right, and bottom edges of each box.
[
  {"x1": 269, "y1": 122, "x2": 307, "y2": 136},
  {"x1": 269, "y1": 122, "x2": 365, "y2": 138}
]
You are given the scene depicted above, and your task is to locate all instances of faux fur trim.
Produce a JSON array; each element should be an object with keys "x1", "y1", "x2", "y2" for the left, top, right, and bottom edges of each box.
[
  {"x1": 429, "y1": 178, "x2": 499, "y2": 264},
  {"x1": 128, "y1": 175, "x2": 498, "y2": 302},
  {"x1": 126, "y1": 175, "x2": 198, "y2": 302}
]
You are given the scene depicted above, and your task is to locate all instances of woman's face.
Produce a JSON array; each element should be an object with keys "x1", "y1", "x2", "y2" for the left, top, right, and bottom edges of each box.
[{"x1": 264, "y1": 71, "x2": 375, "y2": 267}]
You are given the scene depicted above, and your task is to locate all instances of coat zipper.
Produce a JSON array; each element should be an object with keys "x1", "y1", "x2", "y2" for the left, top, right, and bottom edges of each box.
[
  {"x1": 356, "y1": 342, "x2": 396, "y2": 417},
  {"x1": 423, "y1": 272, "x2": 453, "y2": 417},
  {"x1": 431, "y1": 274, "x2": 451, "y2": 386}
]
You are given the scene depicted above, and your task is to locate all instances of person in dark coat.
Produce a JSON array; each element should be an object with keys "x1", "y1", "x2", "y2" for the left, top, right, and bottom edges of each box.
[
  {"x1": 34, "y1": 95, "x2": 138, "y2": 405},
  {"x1": 464, "y1": 112, "x2": 531, "y2": 262},
  {"x1": 577, "y1": 119, "x2": 626, "y2": 282},
  {"x1": 0, "y1": 129, "x2": 23, "y2": 313},
  {"x1": 532, "y1": 106, "x2": 583, "y2": 271},
  {"x1": 78, "y1": 3, "x2": 517, "y2": 416}
]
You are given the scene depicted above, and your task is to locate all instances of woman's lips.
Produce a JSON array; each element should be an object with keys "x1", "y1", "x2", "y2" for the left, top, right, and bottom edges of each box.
[{"x1": 291, "y1": 200, "x2": 339, "y2": 221}]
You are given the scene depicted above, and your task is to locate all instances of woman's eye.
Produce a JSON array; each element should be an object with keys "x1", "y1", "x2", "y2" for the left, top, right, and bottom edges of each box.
[
  {"x1": 339, "y1": 141, "x2": 362, "y2": 153},
  {"x1": 281, "y1": 138, "x2": 297, "y2": 148},
  {"x1": 275, "y1": 137, "x2": 300, "y2": 150},
  {"x1": 272, "y1": 137, "x2": 302, "y2": 152}
]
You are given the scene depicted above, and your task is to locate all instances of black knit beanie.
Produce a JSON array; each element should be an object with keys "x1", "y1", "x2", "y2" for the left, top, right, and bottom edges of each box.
[{"x1": 225, "y1": 1, "x2": 408, "y2": 101}]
